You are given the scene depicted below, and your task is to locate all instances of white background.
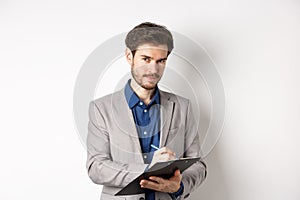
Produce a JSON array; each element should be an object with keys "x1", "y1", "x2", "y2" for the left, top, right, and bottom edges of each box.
[{"x1": 1, "y1": 0, "x2": 300, "y2": 200}]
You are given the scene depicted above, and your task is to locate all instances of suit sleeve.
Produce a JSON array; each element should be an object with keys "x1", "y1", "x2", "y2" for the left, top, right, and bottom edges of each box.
[
  {"x1": 181, "y1": 100, "x2": 207, "y2": 199},
  {"x1": 86, "y1": 101, "x2": 148, "y2": 187}
]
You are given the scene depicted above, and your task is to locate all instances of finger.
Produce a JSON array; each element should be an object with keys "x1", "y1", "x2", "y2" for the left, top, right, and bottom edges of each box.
[
  {"x1": 155, "y1": 147, "x2": 175, "y2": 156},
  {"x1": 170, "y1": 170, "x2": 182, "y2": 182},
  {"x1": 140, "y1": 179, "x2": 146, "y2": 186},
  {"x1": 140, "y1": 179, "x2": 160, "y2": 190},
  {"x1": 159, "y1": 147, "x2": 176, "y2": 156},
  {"x1": 155, "y1": 153, "x2": 176, "y2": 162},
  {"x1": 149, "y1": 176, "x2": 165, "y2": 184},
  {"x1": 174, "y1": 169, "x2": 181, "y2": 176}
]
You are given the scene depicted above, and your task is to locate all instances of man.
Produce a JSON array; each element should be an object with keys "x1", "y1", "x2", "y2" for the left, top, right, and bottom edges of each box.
[{"x1": 87, "y1": 22, "x2": 207, "y2": 200}]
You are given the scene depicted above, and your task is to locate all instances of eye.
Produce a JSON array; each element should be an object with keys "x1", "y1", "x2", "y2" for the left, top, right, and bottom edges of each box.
[
  {"x1": 142, "y1": 57, "x2": 150, "y2": 62},
  {"x1": 158, "y1": 60, "x2": 166, "y2": 64}
]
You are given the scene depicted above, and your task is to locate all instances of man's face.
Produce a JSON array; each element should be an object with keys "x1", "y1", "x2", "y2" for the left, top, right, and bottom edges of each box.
[{"x1": 126, "y1": 43, "x2": 168, "y2": 90}]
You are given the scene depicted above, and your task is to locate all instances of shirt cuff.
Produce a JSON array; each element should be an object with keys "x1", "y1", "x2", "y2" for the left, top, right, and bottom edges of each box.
[{"x1": 169, "y1": 181, "x2": 184, "y2": 199}]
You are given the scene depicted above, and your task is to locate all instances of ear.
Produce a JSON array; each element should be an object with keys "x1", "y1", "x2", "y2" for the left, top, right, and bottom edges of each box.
[{"x1": 125, "y1": 48, "x2": 133, "y2": 65}]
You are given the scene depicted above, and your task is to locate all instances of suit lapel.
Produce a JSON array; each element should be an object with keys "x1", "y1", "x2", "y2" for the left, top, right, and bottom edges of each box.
[
  {"x1": 117, "y1": 90, "x2": 143, "y2": 157},
  {"x1": 116, "y1": 88, "x2": 174, "y2": 160},
  {"x1": 159, "y1": 91, "x2": 174, "y2": 147}
]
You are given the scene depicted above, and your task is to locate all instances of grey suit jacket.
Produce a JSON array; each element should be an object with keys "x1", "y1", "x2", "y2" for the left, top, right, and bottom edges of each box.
[{"x1": 87, "y1": 88, "x2": 207, "y2": 200}]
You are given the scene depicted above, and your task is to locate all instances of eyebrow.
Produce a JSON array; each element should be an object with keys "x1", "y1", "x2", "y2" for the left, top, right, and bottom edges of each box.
[{"x1": 140, "y1": 55, "x2": 168, "y2": 62}]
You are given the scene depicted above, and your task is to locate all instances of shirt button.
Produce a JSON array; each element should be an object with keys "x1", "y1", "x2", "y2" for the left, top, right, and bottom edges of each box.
[
  {"x1": 144, "y1": 109, "x2": 147, "y2": 113},
  {"x1": 143, "y1": 131, "x2": 147, "y2": 135},
  {"x1": 139, "y1": 102, "x2": 143, "y2": 105},
  {"x1": 143, "y1": 155, "x2": 147, "y2": 159}
]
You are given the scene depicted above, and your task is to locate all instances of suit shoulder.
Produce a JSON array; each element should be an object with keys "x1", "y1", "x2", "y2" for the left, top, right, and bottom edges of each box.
[
  {"x1": 91, "y1": 90, "x2": 123, "y2": 107},
  {"x1": 159, "y1": 90, "x2": 190, "y2": 104}
]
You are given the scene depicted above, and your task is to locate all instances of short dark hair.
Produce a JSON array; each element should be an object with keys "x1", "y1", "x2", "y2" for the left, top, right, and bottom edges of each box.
[{"x1": 125, "y1": 22, "x2": 174, "y2": 57}]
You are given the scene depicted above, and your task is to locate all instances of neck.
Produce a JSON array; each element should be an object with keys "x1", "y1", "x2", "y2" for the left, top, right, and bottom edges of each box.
[{"x1": 130, "y1": 79, "x2": 156, "y2": 105}]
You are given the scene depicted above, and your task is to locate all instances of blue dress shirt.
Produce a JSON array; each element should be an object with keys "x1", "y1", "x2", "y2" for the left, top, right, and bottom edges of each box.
[
  {"x1": 124, "y1": 80, "x2": 160, "y2": 164},
  {"x1": 124, "y1": 80, "x2": 183, "y2": 200}
]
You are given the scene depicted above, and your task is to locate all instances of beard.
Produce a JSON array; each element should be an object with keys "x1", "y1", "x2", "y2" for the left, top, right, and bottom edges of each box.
[{"x1": 131, "y1": 68, "x2": 160, "y2": 90}]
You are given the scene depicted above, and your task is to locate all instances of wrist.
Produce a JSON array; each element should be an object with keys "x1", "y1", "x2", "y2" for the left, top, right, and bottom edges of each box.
[
  {"x1": 173, "y1": 183, "x2": 181, "y2": 193},
  {"x1": 170, "y1": 181, "x2": 184, "y2": 197}
]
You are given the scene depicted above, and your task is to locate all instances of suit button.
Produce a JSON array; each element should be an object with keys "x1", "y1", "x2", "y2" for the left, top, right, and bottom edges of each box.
[{"x1": 139, "y1": 198, "x2": 145, "y2": 200}]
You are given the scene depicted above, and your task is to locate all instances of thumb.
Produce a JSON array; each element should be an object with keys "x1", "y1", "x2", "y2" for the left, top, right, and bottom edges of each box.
[{"x1": 174, "y1": 169, "x2": 181, "y2": 177}]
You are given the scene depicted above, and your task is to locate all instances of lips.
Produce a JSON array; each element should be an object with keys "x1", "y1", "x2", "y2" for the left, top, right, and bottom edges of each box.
[
  {"x1": 144, "y1": 73, "x2": 159, "y2": 78},
  {"x1": 145, "y1": 76, "x2": 158, "y2": 82}
]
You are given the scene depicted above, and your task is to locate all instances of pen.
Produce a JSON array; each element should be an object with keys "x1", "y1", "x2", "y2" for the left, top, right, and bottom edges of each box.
[{"x1": 151, "y1": 144, "x2": 159, "y2": 150}]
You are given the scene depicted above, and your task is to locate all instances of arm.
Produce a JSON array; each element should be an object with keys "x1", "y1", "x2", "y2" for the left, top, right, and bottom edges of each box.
[
  {"x1": 180, "y1": 100, "x2": 207, "y2": 199},
  {"x1": 139, "y1": 99, "x2": 207, "y2": 199},
  {"x1": 139, "y1": 135, "x2": 206, "y2": 199},
  {"x1": 86, "y1": 101, "x2": 147, "y2": 187}
]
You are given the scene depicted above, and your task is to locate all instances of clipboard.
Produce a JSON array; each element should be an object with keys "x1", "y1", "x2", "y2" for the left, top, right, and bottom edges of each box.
[{"x1": 115, "y1": 157, "x2": 200, "y2": 196}]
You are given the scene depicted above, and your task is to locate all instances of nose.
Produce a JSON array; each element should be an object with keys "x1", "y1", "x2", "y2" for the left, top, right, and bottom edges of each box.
[{"x1": 146, "y1": 62, "x2": 159, "y2": 73}]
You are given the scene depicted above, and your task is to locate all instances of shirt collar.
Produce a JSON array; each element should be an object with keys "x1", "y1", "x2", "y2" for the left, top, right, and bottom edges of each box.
[{"x1": 124, "y1": 79, "x2": 160, "y2": 109}]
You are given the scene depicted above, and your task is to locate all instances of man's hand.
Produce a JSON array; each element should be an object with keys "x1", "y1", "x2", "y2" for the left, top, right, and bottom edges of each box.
[
  {"x1": 140, "y1": 169, "x2": 182, "y2": 193},
  {"x1": 149, "y1": 147, "x2": 176, "y2": 168}
]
